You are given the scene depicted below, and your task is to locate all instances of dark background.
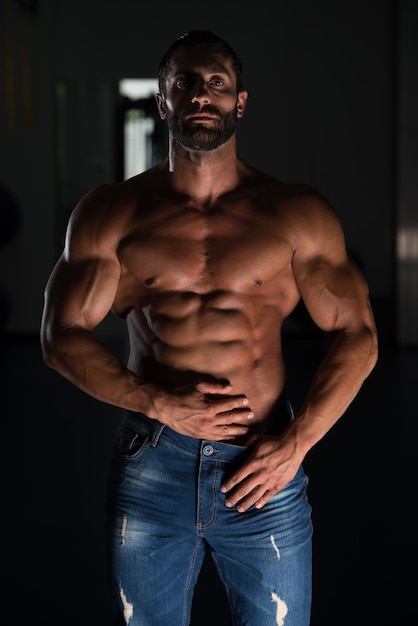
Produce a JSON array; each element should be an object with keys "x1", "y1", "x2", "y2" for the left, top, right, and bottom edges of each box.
[{"x1": 1, "y1": 0, "x2": 417, "y2": 624}]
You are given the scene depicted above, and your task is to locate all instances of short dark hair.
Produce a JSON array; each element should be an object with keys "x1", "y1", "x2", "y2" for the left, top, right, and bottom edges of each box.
[{"x1": 158, "y1": 30, "x2": 243, "y2": 95}]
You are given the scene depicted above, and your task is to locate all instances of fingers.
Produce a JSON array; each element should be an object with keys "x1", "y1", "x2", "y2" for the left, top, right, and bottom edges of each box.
[
  {"x1": 169, "y1": 382, "x2": 253, "y2": 439},
  {"x1": 220, "y1": 442, "x2": 294, "y2": 512},
  {"x1": 199, "y1": 387, "x2": 254, "y2": 431},
  {"x1": 170, "y1": 392, "x2": 253, "y2": 439},
  {"x1": 221, "y1": 471, "x2": 270, "y2": 512},
  {"x1": 213, "y1": 407, "x2": 254, "y2": 437},
  {"x1": 200, "y1": 410, "x2": 253, "y2": 439},
  {"x1": 222, "y1": 478, "x2": 280, "y2": 512}
]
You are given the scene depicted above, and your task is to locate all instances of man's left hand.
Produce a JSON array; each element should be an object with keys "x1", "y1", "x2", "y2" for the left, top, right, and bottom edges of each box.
[{"x1": 220, "y1": 435, "x2": 301, "y2": 512}]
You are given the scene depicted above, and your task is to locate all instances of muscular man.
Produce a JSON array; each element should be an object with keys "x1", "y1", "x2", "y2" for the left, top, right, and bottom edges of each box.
[{"x1": 40, "y1": 30, "x2": 378, "y2": 626}]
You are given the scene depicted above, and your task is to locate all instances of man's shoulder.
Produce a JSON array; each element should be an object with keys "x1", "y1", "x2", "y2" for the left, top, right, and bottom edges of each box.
[
  {"x1": 275, "y1": 183, "x2": 345, "y2": 253},
  {"x1": 249, "y1": 175, "x2": 342, "y2": 242}
]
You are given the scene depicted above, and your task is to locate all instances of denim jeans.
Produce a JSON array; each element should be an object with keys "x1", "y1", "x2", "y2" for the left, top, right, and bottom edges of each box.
[{"x1": 106, "y1": 407, "x2": 313, "y2": 626}]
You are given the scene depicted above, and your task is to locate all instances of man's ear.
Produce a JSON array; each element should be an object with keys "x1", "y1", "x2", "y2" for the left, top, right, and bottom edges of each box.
[
  {"x1": 155, "y1": 93, "x2": 167, "y2": 120},
  {"x1": 236, "y1": 90, "x2": 248, "y2": 119}
]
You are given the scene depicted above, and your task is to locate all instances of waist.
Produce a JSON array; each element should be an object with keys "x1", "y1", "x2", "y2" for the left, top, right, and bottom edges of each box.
[{"x1": 121, "y1": 398, "x2": 293, "y2": 460}]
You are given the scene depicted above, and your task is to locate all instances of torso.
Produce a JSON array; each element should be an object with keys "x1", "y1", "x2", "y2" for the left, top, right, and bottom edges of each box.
[{"x1": 101, "y1": 162, "x2": 308, "y2": 423}]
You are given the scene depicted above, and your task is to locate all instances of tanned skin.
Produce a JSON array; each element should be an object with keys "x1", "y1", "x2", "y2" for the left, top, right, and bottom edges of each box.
[{"x1": 41, "y1": 43, "x2": 378, "y2": 513}]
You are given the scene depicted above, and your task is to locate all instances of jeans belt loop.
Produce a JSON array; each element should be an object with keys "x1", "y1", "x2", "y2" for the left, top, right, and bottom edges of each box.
[{"x1": 150, "y1": 422, "x2": 166, "y2": 447}]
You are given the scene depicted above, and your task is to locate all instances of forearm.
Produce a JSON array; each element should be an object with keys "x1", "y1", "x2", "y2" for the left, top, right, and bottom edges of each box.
[
  {"x1": 42, "y1": 327, "x2": 157, "y2": 414},
  {"x1": 293, "y1": 327, "x2": 378, "y2": 455}
]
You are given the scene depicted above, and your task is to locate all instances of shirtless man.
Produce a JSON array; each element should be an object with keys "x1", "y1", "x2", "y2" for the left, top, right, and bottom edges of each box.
[{"x1": 40, "y1": 30, "x2": 378, "y2": 626}]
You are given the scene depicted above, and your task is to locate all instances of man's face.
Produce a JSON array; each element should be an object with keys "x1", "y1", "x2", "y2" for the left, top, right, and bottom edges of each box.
[{"x1": 157, "y1": 46, "x2": 247, "y2": 151}]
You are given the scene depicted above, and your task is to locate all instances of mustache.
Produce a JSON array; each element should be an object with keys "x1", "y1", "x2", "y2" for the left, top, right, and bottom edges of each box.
[{"x1": 189, "y1": 105, "x2": 220, "y2": 117}]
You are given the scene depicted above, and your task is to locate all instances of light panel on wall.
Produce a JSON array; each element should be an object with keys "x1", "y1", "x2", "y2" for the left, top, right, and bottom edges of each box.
[
  {"x1": 119, "y1": 79, "x2": 159, "y2": 179},
  {"x1": 119, "y1": 79, "x2": 159, "y2": 100}
]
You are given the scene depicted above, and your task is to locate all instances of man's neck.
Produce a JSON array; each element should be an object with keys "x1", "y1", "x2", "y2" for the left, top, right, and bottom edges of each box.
[{"x1": 166, "y1": 136, "x2": 242, "y2": 205}]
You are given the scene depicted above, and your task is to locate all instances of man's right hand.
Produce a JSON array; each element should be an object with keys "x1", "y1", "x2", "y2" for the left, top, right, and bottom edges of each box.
[{"x1": 151, "y1": 381, "x2": 254, "y2": 440}]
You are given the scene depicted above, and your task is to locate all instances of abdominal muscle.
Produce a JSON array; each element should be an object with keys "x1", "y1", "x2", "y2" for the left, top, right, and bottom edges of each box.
[{"x1": 126, "y1": 288, "x2": 288, "y2": 426}]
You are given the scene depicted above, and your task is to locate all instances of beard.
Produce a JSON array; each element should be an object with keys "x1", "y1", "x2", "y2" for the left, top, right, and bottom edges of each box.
[{"x1": 166, "y1": 106, "x2": 238, "y2": 151}]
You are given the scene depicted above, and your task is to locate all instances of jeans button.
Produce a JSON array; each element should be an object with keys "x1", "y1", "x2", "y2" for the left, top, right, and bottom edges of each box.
[{"x1": 203, "y1": 444, "x2": 214, "y2": 456}]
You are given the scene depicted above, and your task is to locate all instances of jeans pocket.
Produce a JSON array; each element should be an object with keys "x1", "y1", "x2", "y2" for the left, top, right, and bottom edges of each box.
[{"x1": 112, "y1": 425, "x2": 150, "y2": 460}]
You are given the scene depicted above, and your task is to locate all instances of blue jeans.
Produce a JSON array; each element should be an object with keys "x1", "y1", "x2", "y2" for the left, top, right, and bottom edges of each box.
[{"x1": 106, "y1": 407, "x2": 313, "y2": 626}]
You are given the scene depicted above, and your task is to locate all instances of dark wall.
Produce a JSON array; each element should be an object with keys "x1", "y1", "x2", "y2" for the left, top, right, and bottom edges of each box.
[{"x1": 0, "y1": 0, "x2": 398, "y2": 342}]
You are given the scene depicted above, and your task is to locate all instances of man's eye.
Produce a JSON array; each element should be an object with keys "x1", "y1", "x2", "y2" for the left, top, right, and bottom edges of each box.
[
  {"x1": 176, "y1": 80, "x2": 189, "y2": 89},
  {"x1": 211, "y1": 79, "x2": 224, "y2": 87}
]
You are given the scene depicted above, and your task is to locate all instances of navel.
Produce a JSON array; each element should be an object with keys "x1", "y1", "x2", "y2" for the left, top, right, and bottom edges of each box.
[
  {"x1": 144, "y1": 277, "x2": 156, "y2": 286},
  {"x1": 253, "y1": 279, "x2": 263, "y2": 287}
]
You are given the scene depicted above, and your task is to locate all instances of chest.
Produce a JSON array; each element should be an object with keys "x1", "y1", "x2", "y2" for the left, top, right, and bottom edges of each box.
[{"x1": 117, "y1": 205, "x2": 293, "y2": 293}]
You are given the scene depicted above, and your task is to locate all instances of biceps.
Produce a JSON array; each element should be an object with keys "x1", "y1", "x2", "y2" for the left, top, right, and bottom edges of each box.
[{"x1": 296, "y1": 259, "x2": 372, "y2": 332}]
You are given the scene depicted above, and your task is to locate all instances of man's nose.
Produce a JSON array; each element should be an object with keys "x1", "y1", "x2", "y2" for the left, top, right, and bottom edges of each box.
[{"x1": 191, "y1": 85, "x2": 210, "y2": 105}]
